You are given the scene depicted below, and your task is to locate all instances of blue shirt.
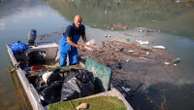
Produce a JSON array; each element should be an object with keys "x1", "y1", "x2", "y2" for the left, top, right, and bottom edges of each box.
[{"x1": 59, "y1": 23, "x2": 85, "y2": 52}]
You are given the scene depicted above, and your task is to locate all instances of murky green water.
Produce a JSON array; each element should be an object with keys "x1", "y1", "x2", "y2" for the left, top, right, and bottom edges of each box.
[
  {"x1": 0, "y1": 0, "x2": 194, "y2": 110},
  {"x1": 44, "y1": 0, "x2": 194, "y2": 38}
]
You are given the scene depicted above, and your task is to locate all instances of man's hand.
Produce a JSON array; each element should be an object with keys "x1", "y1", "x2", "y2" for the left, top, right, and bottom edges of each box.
[
  {"x1": 77, "y1": 44, "x2": 85, "y2": 49},
  {"x1": 75, "y1": 44, "x2": 80, "y2": 48},
  {"x1": 78, "y1": 43, "x2": 94, "y2": 51},
  {"x1": 67, "y1": 36, "x2": 80, "y2": 48}
]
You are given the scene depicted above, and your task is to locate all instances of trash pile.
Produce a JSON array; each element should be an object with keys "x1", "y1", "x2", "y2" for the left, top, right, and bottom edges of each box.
[
  {"x1": 81, "y1": 40, "x2": 174, "y2": 67},
  {"x1": 27, "y1": 68, "x2": 96, "y2": 105},
  {"x1": 10, "y1": 40, "x2": 111, "y2": 106},
  {"x1": 80, "y1": 40, "x2": 181, "y2": 87}
]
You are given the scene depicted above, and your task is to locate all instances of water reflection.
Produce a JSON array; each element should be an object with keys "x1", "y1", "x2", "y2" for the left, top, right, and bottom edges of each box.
[
  {"x1": 0, "y1": 0, "x2": 67, "y2": 69},
  {"x1": 129, "y1": 82, "x2": 194, "y2": 110},
  {"x1": 10, "y1": 71, "x2": 32, "y2": 110},
  {"x1": 0, "y1": 0, "x2": 40, "y2": 18},
  {"x1": 44, "y1": 0, "x2": 194, "y2": 38},
  {"x1": 0, "y1": 70, "x2": 21, "y2": 110},
  {"x1": 0, "y1": 0, "x2": 68, "y2": 110}
]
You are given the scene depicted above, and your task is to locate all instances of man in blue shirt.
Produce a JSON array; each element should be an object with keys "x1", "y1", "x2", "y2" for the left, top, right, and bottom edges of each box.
[{"x1": 59, "y1": 15, "x2": 87, "y2": 67}]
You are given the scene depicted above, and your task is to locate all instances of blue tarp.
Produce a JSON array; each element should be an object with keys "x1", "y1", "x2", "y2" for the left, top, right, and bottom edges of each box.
[{"x1": 9, "y1": 41, "x2": 28, "y2": 54}]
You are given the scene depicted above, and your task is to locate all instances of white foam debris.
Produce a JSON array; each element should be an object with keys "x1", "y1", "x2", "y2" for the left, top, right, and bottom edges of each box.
[
  {"x1": 42, "y1": 71, "x2": 53, "y2": 83},
  {"x1": 152, "y1": 45, "x2": 166, "y2": 49},
  {"x1": 146, "y1": 51, "x2": 150, "y2": 55},
  {"x1": 85, "y1": 39, "x2": 96, "y2": 51},
  {"x1": 164, "y1": 62, "x2": 170, "y2": 65},
  {"x1": 128, "y1": 50, "x2": 134, "y2": 53},
  {"x1": 136, "y1": 40, "x2": 149, "y2": 45},
  {"x1": 86, "y1": 39, "x2": 96, "y2": 45},
  {"x1": 84, "y1": 46, "x2": 93, "y2": 51}
]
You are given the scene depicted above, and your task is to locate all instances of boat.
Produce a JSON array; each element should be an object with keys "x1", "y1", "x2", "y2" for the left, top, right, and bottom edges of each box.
[{"x1": 6, "y1": 41, "x2": 133, "y2": 110}]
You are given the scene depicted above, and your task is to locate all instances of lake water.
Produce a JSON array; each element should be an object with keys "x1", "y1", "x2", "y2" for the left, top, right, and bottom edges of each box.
[{"x1": 0, "y1": 0, "x2": 194, "y2": 110}]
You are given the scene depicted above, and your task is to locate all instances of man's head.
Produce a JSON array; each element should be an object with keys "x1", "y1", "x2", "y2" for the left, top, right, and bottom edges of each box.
[{"x1": 74, "y1": 15, "x2": 82, "y2": 28}]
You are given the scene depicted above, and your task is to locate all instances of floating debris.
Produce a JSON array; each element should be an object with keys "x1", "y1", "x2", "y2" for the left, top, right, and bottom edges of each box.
[
  {"x1": 173, "y1": 57, "x2": 181, "y2": 65},
  {"x1": 136, "y1": 40, "x2": 149, "y2": 45},
  {"x1": 86, "y1": 39, "x2": 96, "y2": 46},
  {"x1": 126, "y1": 38, "x2": 131, "y2": 42},
  {"x1": 136, "y1": 27, "x2": 160, "y2": 32},
  {"x1": 175, "y1": 0, "x2": 181, "y2": 3},
  {"x1": 152, "y1": 45, "x2": 166, "y2": 49},
  {"x1": 83, "y1": 39, "x2": 97, "y2": 51},
  {"x1": 111, "y1": 23, "x2": 128, "y2": 30},
  {"x1": 83, "y1": 46, "x2": 93, "y2": 51},
  {"x1": 104, "y1": 34, "x2": 112, "y2": 38},
  {"x1": 80, "y1": 40, "x2": 178, "y2": 91},
  {"x1": 42, "y1": 71, "x2": 53, "y2": 83},
  {"x1": 128, "y1": 50, "x2": 134, "y2": 53},
  {"x1": 146, "y1": 51, "x2": 150, "y2": 55},
  {"x1": 126, "y1": 59, "x2": 130, "y2": 62},
  {"x1": 121, "y1": 86, "x2": 131, "y2": 92},
  {"x1": 164, "y1": 61, "x2": 170, "y2": 65}
]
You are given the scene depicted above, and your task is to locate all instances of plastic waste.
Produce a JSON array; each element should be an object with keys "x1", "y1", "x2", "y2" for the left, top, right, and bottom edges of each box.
[
  {"x1": 42, "y1": 71, "x2": 53, "y2": 83},
  {"x1": 104, "y1": 34, "x2": 111, "y2": 38},
  {"x1": 55, "y1": 50, "x2": 60, "y2": 61},
  {"x1": 128, "y1": 50, "x2": 134, "y2": 53},
  {"x1": 61, "y1": 69, "x2": 95, "y2": 101},
  {"x1": 86, "y1": 39, "x2": 95, "y2": 46},
  {"x1": 136, "y1": 40, "x2": 149, "y2": 45},
  {"x1": 47, "y1": 68, "x2": 62, "y2": 85},
  {"x1": 38, "y1": 68, "x2": 96, "y2": 105},
  {"x1": 28, "y1": 50, "x2": 46, "y2": 65},
  {"x1": 146, "y1": 51, "x2": 150, "y2": 55},
  {"x1": 126, "y1": 38, "x2": 130, "y2": 42},
  {"x1": 175, "y1": 0, "x2": 181, "y2": 3},
  {"x1": 164, "y1": 62, "x2": 170, "y2": 65},
  {"x1": 126, "y1": 59, "x2": 130, "y2": 62},
  {"x1": 84, "y1": 39, "x2": 96, "y2": 51},
  {"x1": 31, "y1": 65, "x2": 46, "y2": 72},
  {"x1": 84, "y1": 46, "x2": 93, "y2": 51},
  {"x1": 152, "y1": 45, "x2": 166, "y2": 49},
  {"x1": 121, "y1": 86, "x2": 131, "y2": 92},
  {"x1": 76, "y1": 70, "x2": 95, "y2": 96},
  {"x1": 173, "y1": 57, "x2": 181, "y2": 65},
  {"x1": 61, "y1": 80, "x2": 79, "y2": 101},
  {"x1": 40, "y1": 81, "x2": 63, "y2": 105}
]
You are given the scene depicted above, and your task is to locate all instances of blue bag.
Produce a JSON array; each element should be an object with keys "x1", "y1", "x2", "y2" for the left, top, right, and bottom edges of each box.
[{"x1": 9, "y1": 41, "x2": 29, "y2": 54}]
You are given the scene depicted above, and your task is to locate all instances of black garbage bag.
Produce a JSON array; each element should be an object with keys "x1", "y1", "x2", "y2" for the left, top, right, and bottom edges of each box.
[
  {"x1": 61, "y1": 69, "x2": 95, "y2": 101},
  {"x1": 76, "y1": 69, "x2": 94, "y2": 83},
  {"x1": 38, "y1": 69, "x2": 96, "y2": 104},
  {"x1": 34, "y1": 68, "x2": 63, "y2": 92},
  {"x1": 78, "y1": 80, "x2": 95, "y2": 97},
  {"x1": 40, "y1": 81, "x2": 63, "y2": 105},
  {"x1": 34, "y1": 75, "x2": 47, "y2": 93},
  {"x1": 75, "y1": 70, "x2": 95, "y2": 96},
  {"x1": 61, "y1": 78, "x2": 79, "y2": 101},
  {"x1": 47, "y1": 68, "x2": 63, "y2": 85},
  {"x1": 28, "y1": 50, "x2": 46, "y2": 65}
]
